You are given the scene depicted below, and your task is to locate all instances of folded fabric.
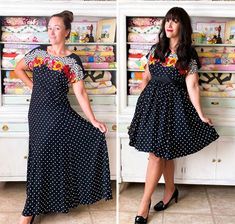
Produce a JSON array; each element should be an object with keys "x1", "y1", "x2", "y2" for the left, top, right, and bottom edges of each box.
[
  {"x1": 200, "y1": 83, "x2": 235, "y2": 92},
  {"x1": 195, "y1": 46, "x2": 235, "y2": 54},
  {"x1": 130, "y1": 71, "x2": 144, "y2": 80},
  {"x1": 199, "y1": 73, "x2": 235, "y2": 85},
  {"x1": 128, "y1": 25, "x2": 161, "y2": 34},
  {"x1": 129, "y1": 86, "x2": 142, "y2": 95},
  {"x1": 3, "y1": 78, "x2": 23, "y2": 83},
  {"x1": 128, "y1": 17, "x2": 162, "y2": 27},
  {"x1": 4, "y1": 85, "x2": 31, "y2": 95},
  {"x1": 200, "y1": 64, "x2": 235, "y2": 71},
  {"x1": 128, "y1": 59, "x2": 146, "y2": 70},
  {"x1": 68, "y1": 45, "x2": 114, "y2": 52},
  {"x1": 200, "y1": 58, "x2": 235, "y2": 65},
  {"x1": 129, "y1": 49, "x2": 149, "y2": 55},
  {"x1": 128, "y1": 33, "x2": 158, "y2": 43},
  {"x1": 79, "y1": 55, "x2": 115, "y2": 63},
  {"x1": 84, "y1": 71, "x2": 112, "y2": 82},
  {"x1": 3, "y1": 48, "x2": 30, "y2": 55},
  {"x1": 84, "y1": 81, "x2": 112, "y2": 89},
  {"x1": 82, "y1": 62, "x2": 116, "y2": 69},
  {"x1": 4, "y1": 43, "x2": 40, "y2": 49},
  {"x1": 86, "y1": 85, "x2": 116, "y2": 95},
  {"x1": 2, "y1": 25, "x2": 47, "y2": 33},
  {"x1": 198, "y1": 52, "x2": 235, "y2": 58},
  {"x1": 5, "y1": 70, "x2": 33, "y2": 79},
  {"x1": 200, "y1": 90, "x2": 235, "y2": 97},
  {"x1": 129, "y1": 44, "x2": 152, "y2": 50},
  {"x1": 129, "y1": 79, "x2": 142, "y2": 84},
  {"x1": 2, "y1": 17, "x2": 47, "y2": 26},
  {"x1": 73, "y1": 51, "x2": 114, "y2": 57},
  {"x1": 128, "y1": 53, "x2": 144, "y2": 59},
  {"x1": 1, "y1": 31, "x2": 49, "y2": 42},
  {"x1": 2, "y1": 55, "x2": 24, "y2": 68}
]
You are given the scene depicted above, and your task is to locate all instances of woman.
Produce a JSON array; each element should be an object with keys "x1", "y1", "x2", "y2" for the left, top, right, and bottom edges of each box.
[
  {"x1": 128, "y1": 7, "x2": 219, "y2": 224},
  {"x1": 15, "y1": 11, "x2": 112, "y2": 224}
]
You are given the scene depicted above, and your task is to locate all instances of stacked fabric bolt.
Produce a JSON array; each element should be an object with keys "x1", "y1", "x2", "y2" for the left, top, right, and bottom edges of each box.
[
  {"x1": 1, "y1": 16, "x2": 48, "y2": 42},
  {"x1": 68, "y1": 45, "x2": 116, "y2": 69},
  {"x1": 128, "y1": 72, "x2": 144, "y2": 95},
  {"x1": 3, "y1": 70, "x2": 33, "y2": 95},
  {"x1": 196, "y1": 46, "x2": 235, "y2": 71},
  {"x1": 199, "y1": 72, "x2": 235, "y2": 97},
  {"x1": 69, "y1": 71, "x2": 116, "y2": 95},
  {"x1": 1, "y1": 43, "x2": 39, "y2": 68},
  {"x1": 127, "y1": 17, "x2": 162, "y2": 43}
]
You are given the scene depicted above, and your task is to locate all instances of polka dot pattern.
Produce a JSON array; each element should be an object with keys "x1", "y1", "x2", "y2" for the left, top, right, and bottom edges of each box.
[
  {"x1": 128, "y1": 47, "x2": 219, "y2": 160},
  {"x1": 22, "y1": 46, "x2": 112, "y2": 216}
]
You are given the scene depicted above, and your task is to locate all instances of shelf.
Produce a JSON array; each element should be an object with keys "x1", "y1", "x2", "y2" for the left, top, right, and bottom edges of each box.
[
  {"x1": 199, "y1": 70, "x2": 235, "y2": 73},
  {"x1": 127, "y1": 42, "x2": 155, "y2": 45},
  {"x1": 0, "y1": 41, "x2": 116, "y2": 45},
  {"x1": 1, "y1": 67, "x2": 117, "y2": 71},
  {"x1": 127, "y1": 69, "x2": 145, "y2": 72},
  {"x1": 193, "y1": 43, "x2": 235, "y2": 47}
]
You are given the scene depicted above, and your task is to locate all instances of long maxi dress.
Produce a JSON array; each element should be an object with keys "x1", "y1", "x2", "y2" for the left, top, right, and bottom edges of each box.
[{"x1": 22, "y1": 45, "x2": 112, "y2": 216}]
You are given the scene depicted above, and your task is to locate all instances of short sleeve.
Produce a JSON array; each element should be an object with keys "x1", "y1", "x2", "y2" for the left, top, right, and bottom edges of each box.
[
  {"x1": 69, "y1": 55, "x2": 85, "y2": 84},
  {"x1": 24, "y1": 46, "x2": 40, "y2": 70},
  {"x1": 187, "y1": 47, "x2": 201, "y2": 75},
  {"x1": 140, "y1": 44, "x2": 156, "y2": 69}
]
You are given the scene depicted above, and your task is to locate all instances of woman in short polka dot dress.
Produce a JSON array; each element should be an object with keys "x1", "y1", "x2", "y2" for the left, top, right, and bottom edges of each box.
[
  {"x1": 128, "y1": 7, "x2": 219, "y2": 224},
  {"x1": 15, "y1": 11, "x2": 112, "y2": 224}
]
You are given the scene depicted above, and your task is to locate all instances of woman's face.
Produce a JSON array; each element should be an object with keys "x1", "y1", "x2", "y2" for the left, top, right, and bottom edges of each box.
[
  {"x1": 47, "y1": 16, "x2": 69, "y2": 44},
  {"x1": 165, "y1": 18, "x2": 180, "y2": 39}
]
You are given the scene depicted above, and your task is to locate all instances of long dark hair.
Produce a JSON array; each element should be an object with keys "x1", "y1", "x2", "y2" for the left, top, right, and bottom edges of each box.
[{"x1": 155, "y1": 7, "x2": 197, "y2": 70}]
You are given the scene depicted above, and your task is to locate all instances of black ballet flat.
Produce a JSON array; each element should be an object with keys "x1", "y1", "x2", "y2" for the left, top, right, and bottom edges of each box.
[
  {"x1": 134, "y1": 202, "x2": 151, "y2": 224},
  {"x1": 30, "y1": 215, "x2": 36, "y2": 224},
  {"x1": 154, "y1": 188, "x2": 179, "y2": 211}
]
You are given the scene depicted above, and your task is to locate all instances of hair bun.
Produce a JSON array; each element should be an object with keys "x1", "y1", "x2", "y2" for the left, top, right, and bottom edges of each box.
[{"x1": 61, "y1": 10, "x2": 73, "y2": 23}]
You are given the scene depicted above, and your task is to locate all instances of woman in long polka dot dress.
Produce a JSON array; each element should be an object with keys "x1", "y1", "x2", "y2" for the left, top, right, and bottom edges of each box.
[
  {"x1": 128, "y1": 7, "x2": 219, "y2": 224},
  {"x1": 15, "y1": 11, "x2": 112, "y2": 224}
]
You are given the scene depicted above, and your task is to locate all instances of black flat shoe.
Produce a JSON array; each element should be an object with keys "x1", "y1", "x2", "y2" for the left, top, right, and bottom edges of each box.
[
  {"x1": 30, "y1": 215, "x2": 35, "y2": 224},
  {"x1": 154, "y1": 188, "x2": 179, "y2": 211},
  {"x1": 134, "y1": 202, "x2": 151, "y2": 224}
]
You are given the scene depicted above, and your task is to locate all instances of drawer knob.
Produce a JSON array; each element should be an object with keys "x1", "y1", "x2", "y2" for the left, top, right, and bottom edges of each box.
[
  {"x1": 26, "y1": 98, "x2": 30, "y2": 102},
  {"x1": 218, "y1": 159, "x2": 222, "y2": 163},
  {"x1": 24, "y1": 156, "x2": 28, "y2": 159},
  {"x1": 212, "y1": 159, "x2": 216, "y2": 163},
  {"x1": 112, "y1": 124, "x2": 117, "y2": 131},
  {"x1": 2, "y1": 124, "x2": 9, "y2": 132},
  {"x1": 211, "y1": 102, "x2": 219, "y2": 105},
  {"x1": 89, "y1": 99, "x2": 93, "y2": 102},
  {"x1": 127, "y1": 126, "x2": 130, "y2": 130}
]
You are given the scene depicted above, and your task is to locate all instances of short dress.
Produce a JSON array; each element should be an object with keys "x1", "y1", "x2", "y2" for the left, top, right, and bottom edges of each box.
[
  {"x1": 128, "y1": 46, "x2": 219, "y2": 160},
  {"x1": 22, "y1": 46, "x2": 112, "y2": 216}
]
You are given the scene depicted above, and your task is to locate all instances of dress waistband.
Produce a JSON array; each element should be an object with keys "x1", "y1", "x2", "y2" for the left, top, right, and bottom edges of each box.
[{"x1": 151, "y1": 76, "x2": 186, "y2": 88}]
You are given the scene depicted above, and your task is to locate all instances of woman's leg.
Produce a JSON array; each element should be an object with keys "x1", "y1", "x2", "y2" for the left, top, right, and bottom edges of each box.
[
  {"x1": 137, "y1": 153, "x2": 164, "y2": 217},
  {"x1": 19, "y1": 215, "x2": 34, "y2": 224},
  {"x1": 162, "y1": 160, "x2": 175, "y2": 203}
]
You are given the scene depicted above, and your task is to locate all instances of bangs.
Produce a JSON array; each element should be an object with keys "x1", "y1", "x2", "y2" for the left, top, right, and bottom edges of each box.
[{"x1": 165, "y1": 8, "x2": 181, "y2": 22}]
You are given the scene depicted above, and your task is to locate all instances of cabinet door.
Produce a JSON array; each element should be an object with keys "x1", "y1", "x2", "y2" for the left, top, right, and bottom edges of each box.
[
  {"x1": 107, "y1": 136, "x2": 116, "y2": 180},
  {"x1": 182, "y1": 142, "x2": 217, "y2": 182},
  {"x1": 216, "y1": 138, "x2": 235, "y2": 182},
  {"x1": 0, "y1": 137, "x2": 28, "y2": 178},
  {"x1": 121, "y1": 138, "x2": 148, "y2": 182}
]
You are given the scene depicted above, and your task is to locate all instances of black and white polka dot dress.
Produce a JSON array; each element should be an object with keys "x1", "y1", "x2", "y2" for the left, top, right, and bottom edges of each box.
[
  {"x1": 128, "y1": 46, "x2": 219, "y2": 160},
  {"x1": 22, "y1": 46, "x2": 112, "y2": 216}
]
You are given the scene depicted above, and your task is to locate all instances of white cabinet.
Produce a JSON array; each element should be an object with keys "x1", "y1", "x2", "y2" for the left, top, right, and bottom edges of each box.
[
  {"x1": 107, "y1": 135, "x2": 117, "y2": 180},
  {"x1": 0, "y1": 136, "x2": 28, "y2": 181}
]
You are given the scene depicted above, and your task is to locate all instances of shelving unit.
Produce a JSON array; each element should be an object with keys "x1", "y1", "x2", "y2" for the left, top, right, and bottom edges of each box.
[
  {"x1": 118, "y1": 1, "x2": 235, "y2": 185},
  {"x1": 0, "y1": 1, "x2": 117, "y2": 181}
]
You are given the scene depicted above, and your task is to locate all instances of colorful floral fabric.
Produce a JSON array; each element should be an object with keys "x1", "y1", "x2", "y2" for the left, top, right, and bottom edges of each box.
[{"x1": 25, "y1": 46, "x2": 84, "y2": 83}]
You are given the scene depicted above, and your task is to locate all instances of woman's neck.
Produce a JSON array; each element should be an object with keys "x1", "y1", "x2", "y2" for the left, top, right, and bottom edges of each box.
[
  {"x1": 169, "y1": 38, "x2": 179, "y2": 52},
  {"x1": 48, "y1": 44, "x2": 67, "y2": 56}
]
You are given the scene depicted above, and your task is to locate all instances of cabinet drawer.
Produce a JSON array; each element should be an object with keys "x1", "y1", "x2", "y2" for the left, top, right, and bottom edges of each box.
[
  {"x1": 201, "y1": 97, "x2": 235, "y2": 108},
  {"x1": 0, "y1": 122, "x2": 28, "y2": 132},
  {"x1": 68, "y1": 95, "x2": 116, "y2": 105},
  {"x1": 3, "y1": 95, "x2": 31, "y2": 105},
  {"x1": 107, "y1": 123, "x2": 117, "y2": 132}
]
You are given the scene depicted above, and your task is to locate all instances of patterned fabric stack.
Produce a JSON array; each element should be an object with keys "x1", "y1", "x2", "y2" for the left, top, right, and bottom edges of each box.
[
  {"x1": 127, "y1": 17, "x2": 162, "y2": 70},
  {"x1": 196, "y1": 46, "x2": 235, "y2": 71},
  {"x1": 69, "y1": 71, "x2": 116, "y2": 95},
  {"x1": 2, "y1": 43, "x2": 39, "y2": 69},
  {"x1": 3, "y1": 70, "x2": 33, "y2": 95},
  {"x1": 128, "y1": 71, "x2": 144, "y2": 95},
  {"x1": 199, "y1": 73, "x2": 235, "y2": 97},
  {"x1": 69, "y1": 45, "x2": 116, "y2": 69},
  {"x1": 1, "y1": 17, "x2": 48, "y2": 43}
]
